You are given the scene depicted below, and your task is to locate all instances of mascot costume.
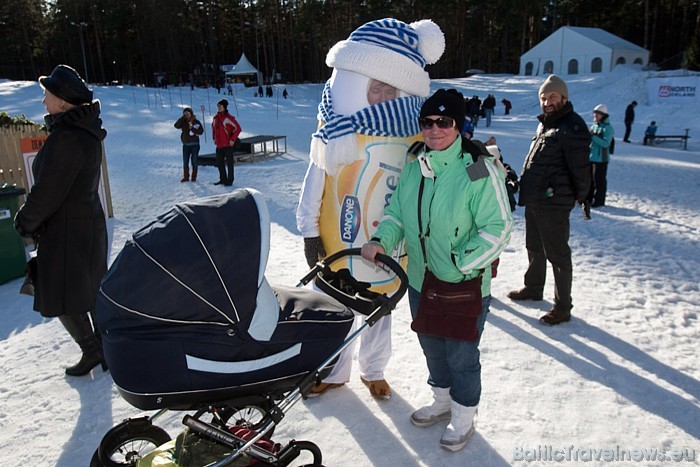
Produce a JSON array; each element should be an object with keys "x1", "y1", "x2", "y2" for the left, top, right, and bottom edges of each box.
[{"x1": 297, "y1": 18, "x2": 445, "y2": 399}]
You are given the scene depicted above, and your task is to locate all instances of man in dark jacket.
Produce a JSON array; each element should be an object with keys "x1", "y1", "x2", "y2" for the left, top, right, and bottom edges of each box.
[
  {"x1": 623, "y1": 100, "x2": 637, "y2": 142},
  {"x1": 507, "y1": 74, "x2": 591, "y2": 325},
  {"x1": 482, "y1": 94, "x2": 496, "y2": 127}
]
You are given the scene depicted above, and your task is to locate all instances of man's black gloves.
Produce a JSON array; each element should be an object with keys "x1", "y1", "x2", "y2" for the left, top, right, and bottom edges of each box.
[{"x1": 303, "y1": 236, "x2": 326, "y2": 269}]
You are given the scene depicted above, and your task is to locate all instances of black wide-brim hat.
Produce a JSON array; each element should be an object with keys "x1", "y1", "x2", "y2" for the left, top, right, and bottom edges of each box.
[{"x1": 39, "y1": 64, "x2": 93, "y2": 105}]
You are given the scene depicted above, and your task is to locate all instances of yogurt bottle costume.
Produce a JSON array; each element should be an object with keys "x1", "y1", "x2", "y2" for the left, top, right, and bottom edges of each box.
[{"x1": 297, "y1": 18, "x2": 445, "y2": 398}]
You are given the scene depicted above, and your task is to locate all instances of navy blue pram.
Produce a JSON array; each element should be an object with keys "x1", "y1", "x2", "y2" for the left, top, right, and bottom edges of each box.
[
  {"x1": 93, "y1": 188, "x2": 407, "y2": 467},
  {"x1": 97, "y1": 189, "x2": 355, "y2": 409}
]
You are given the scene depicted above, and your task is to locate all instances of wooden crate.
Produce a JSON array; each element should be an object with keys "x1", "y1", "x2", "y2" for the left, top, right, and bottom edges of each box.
[
  {"x1": 0, "y1": 125, "x2": 113, "y2": 217},
  {"x1": 0, "y1": 125, "x2": 44, "y2": 189}
]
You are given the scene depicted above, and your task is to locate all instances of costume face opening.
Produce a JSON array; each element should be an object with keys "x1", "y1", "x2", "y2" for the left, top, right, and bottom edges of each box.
[{"x1": 367, "y1": 79, "x2": 398, "y2": 106}]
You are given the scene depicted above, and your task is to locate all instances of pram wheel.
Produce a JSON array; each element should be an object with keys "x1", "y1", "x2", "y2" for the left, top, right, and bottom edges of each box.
[
  {"x1": 214, "y1": 402, "x2": 274, "y2": 436},
  {"x1": 90, "y1": 417, "x2": 171, "y2": 466}
]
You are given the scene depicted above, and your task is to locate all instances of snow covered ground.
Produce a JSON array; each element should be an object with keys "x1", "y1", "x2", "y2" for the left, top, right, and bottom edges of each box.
[{"x1": 0, "y1": 66, "x2": 698, "y2": 466}]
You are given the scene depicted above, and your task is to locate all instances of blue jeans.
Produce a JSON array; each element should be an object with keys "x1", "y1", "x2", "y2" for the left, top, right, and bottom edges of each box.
[
  {"x1": 408, "y1": 286, "x2": 491, "y2": 407},
  {"x1": 485, "y1": 108, "x2": 493, "y2": 127},
  {"x1": 183, "y1": 144, "x2": 200, "y2": 170}
]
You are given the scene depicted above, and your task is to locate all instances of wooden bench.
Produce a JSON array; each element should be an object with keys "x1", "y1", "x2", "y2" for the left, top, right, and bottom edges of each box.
[
  {"x1": 198, "y1": 135, "x2": 287, "y2": 166},
  {"x1": 648, "y1": 129, "x2": 691, "y2": 150}
]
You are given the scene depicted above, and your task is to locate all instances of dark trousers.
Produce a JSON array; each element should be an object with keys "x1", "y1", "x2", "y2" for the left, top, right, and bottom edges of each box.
[
  {"x1": 524, "y1": 205, "x2": 573, "y2": 311},
  {"x1": 624, "y1": 122, "x2": 632, "y2": 142},
  {"x1": 586, "y1": 162, "x2": 608, "y2": 206},
  {"x1": 182, "y1": 144, "x2": 200, "y2": 170},
  {"x1": 215, "y1": 146, "x2": 235, "y2": 184}
]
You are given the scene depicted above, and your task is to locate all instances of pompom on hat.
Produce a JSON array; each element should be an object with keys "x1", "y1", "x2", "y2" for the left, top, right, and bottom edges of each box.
[
  {"x1": 39, "y1": 64, "x2": 92, "y2": 105},
  {"x1": 326, "y1": 18, "x2": 445, "y2": 97},
  {"x1": 538, "y1": 74, "x2": 568, "y2": 100}
]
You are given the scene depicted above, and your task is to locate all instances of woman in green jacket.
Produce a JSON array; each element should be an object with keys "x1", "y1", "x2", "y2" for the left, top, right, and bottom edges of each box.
[{"x1": 362, "y1": 89, "x2": 513, "y2": 451}]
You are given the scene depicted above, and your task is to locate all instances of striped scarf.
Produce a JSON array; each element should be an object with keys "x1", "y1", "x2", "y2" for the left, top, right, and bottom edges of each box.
[{"x1": 313, "y1": 81, "x2": 423, "y2": 143}]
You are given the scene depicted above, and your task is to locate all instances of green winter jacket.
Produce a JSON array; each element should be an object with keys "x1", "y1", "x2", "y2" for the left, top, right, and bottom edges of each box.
[
  {"x1": 589, "y1": 118, "x2": 614, "y2": 163},
  {"x1": 371, "y1": 136, "x2": 513, "y2": 296}
]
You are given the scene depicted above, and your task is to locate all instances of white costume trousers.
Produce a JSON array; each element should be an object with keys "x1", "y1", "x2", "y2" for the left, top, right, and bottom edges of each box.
[{"x1": 322, "y1": 311, "x2": 392, "y2": 383}]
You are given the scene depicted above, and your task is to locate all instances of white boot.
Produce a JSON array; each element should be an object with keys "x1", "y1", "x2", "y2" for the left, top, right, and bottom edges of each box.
[
  {"x1": 439, "y1": 401, "x2": 477, "y2": 452},
  {"x1": 410, "y1": 386, "x2": 451, "y2": 427}
]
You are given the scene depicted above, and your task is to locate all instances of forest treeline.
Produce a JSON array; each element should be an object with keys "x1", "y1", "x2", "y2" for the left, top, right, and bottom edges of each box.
[{"x1": 2, "y1": 0, "x2": 699, "y2": 86}]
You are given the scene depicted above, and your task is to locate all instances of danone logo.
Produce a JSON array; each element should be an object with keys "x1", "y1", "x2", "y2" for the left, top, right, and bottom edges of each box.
[{"x1": 340, "y1": 195, "x2": 361, "y2": 243}]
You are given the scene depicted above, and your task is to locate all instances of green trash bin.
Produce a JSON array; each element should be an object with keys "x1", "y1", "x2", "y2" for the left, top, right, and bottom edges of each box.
[{"x1": 0, "y1": 185, "x2": 27, "y2": 284}]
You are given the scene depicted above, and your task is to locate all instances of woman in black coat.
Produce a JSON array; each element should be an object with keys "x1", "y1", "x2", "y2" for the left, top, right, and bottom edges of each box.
[{"x1": 15, "y1": 64, "x2": 108, "y2": 377}]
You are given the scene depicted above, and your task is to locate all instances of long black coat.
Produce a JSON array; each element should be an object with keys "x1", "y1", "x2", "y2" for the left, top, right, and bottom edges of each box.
[
  {"x1": 518, "y1": 101, "x2": 591, "y2": 208},
  {"x1": 15, "y1": 101, "x2": 108, "y2": 317}
]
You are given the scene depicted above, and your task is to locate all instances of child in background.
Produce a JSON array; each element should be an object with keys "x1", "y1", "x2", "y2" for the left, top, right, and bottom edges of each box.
[{"x1": 643, "y1": 121, "x2": 657, "y2": 145}]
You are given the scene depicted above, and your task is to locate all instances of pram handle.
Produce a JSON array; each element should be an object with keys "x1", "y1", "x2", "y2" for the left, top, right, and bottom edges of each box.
[{"x1": 298, "y1": 247, "x2": 408, "y2": 322}]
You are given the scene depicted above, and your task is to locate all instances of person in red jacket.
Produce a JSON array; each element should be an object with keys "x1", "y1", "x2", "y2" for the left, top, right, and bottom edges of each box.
[{"x1": 212, "y1": 99, "x2": 241, "y2": 186}]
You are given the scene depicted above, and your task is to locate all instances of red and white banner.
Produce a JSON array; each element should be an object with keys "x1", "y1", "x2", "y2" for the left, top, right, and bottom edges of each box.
[{"x1": 647, "y1": 76, "x2": 698, "y2": 105}]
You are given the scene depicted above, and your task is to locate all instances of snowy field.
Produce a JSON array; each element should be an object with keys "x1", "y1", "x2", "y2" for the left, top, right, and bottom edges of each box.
[{"x1": 0, "y1": 66, "x2": 698, "y2": 466}]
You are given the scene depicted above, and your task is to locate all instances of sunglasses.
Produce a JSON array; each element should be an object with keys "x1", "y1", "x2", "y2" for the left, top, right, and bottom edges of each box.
[{"x1": 419, "y1": 116, "x2": 455, "y2": 130}]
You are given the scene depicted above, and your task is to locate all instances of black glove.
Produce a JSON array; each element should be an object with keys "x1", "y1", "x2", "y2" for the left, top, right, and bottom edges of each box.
[
  {"x1": 13, "y1": 213, "x2": 29, "y2": 238},
  {"x1": 303, "y1": 236, "x2": 326, "y2": 269}
]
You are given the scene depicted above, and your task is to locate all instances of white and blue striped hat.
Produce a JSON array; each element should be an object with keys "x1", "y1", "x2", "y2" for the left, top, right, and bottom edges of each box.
[{"x1": 326, "y1": 18, "x2": 445, "y2": 97}]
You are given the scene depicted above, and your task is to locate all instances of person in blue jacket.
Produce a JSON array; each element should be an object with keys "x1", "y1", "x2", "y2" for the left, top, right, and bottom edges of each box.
[
  {"x1": 643, "y1": 121, "x2": 657, "y2": 145},
  {"x1": 586, "y1": 104, "x2": 614, "y2": 209}
]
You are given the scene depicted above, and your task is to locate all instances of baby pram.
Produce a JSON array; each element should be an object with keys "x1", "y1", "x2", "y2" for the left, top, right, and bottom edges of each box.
[{"x1": 91, "y1": 188, "x2": 407, "y2": 466}]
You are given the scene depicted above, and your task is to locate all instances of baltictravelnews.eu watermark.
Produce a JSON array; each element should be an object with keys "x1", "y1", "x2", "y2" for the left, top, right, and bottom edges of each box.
[{"x1": 513, "y1": 445, "x2": 696, "y2": 463}]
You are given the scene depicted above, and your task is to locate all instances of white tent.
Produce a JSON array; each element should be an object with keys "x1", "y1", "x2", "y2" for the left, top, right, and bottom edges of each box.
[
  {"x1": 222, "y1": 53, "x2": 261, "y2": 84},
  {"x1": 520, "y1": 26, "x2": 649, "y2": 76}
]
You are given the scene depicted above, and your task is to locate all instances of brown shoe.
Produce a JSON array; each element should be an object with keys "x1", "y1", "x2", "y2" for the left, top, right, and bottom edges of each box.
[
  {"x1": 361, "y1": 377, "x2": 391, "y2": 400},
  {"x1": 507, "y1": 287, "x2": 543, "y2": 301},
  {"x1": 539, "y1": 309, "x2": 571, "y2": 326},
  {"x1": 307, "y1": 382, "x2": 345, "y2": 397}
]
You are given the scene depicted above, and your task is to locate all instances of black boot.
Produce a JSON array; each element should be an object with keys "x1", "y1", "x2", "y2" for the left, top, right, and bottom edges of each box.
[
  {"x1": 58, "y1": 313, "x2": 107, "y2": 376},
  {"x1": 582, "y1": 201, "x2": 591, "y2": 220},
  {"x1": 89, "y1": 310, "x2": 109, "y2": 372}
]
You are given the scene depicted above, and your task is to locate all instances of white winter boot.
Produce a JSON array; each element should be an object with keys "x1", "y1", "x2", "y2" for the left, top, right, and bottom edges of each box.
[
  {"x1": 439, "y1": 401, "x2": 477, "y2": 452},
  {"x1": 410, "y1": 386, "x2": 452, "y2": 427}
]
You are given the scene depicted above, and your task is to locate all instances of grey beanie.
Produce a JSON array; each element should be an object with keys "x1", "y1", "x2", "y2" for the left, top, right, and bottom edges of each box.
[{"x1": 538, "y1": 74, "x2": 568, "y2": 100}]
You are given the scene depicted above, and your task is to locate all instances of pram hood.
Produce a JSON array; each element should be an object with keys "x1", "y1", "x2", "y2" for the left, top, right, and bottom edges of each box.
[
  {"x1": 99, "y1": 188, "x2": 278, "y2": 341},
  {"x1": 97, "y1": 189, "x2": 355, "y2": 406}
]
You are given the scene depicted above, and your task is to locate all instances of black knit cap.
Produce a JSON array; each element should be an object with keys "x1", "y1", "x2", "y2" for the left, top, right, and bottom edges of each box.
[
  {"x1": 419, "y1": 89, "x2": 465, "y2": 132},
  {"x1": 39, "y1": 64, "x2": 92, "y2": 105},
  {"x1": 217, "y1": 99, "x2": 228, "y2": 109}
]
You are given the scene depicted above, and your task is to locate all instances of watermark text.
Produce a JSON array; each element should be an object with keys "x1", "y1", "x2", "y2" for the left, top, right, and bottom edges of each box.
[{"x1": 513, "y1": 445, "x2": 695, "y2": 463}]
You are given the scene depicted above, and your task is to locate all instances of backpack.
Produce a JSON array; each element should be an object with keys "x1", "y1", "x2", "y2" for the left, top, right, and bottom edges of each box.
[{"x1": 609, "y1": 137, "x2": 615, "y2": 155}]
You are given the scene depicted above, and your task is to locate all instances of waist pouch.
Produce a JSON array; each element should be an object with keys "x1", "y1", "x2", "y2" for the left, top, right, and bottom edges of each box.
[{"x1": 412, "y1": 269, "x2": 483, "y2": 342}]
